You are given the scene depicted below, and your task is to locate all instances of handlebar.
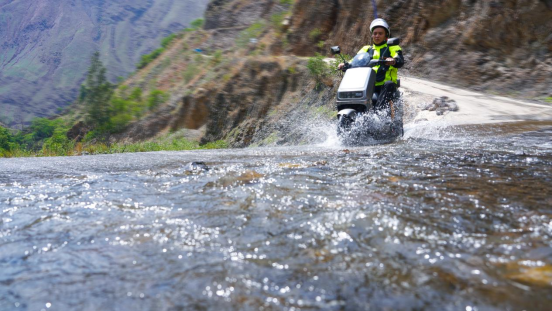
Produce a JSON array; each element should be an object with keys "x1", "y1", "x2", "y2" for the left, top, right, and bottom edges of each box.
[
  {"x1": 341, "y1": 63, "x2": 351, "y2": 72},
  {"x1": 340, "y1": 59, "x2": 389, "y2": 72}
]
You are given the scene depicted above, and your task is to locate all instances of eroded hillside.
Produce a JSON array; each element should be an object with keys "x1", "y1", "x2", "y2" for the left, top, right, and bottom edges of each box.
[
  {"x1": 107, "y1": 0, "x2": 315, "y2": 147},
  {"x1": 106, "y1": 0, "x2": 551, "y2": 148}
]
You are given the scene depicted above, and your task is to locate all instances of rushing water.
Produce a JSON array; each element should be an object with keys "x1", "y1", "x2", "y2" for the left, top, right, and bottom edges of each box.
[{"x1": 1, "y1": 122, "x2": 552, "y2": 310}]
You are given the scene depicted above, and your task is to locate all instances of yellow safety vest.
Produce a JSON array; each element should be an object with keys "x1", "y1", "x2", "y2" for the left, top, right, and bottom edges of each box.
[{"x1": 358, "y1": 43, "x2": 402, "y2": 86}]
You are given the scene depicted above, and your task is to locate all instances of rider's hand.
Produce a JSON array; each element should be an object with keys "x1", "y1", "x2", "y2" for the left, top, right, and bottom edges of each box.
[
  {"x1": 338, "y1": 63, "x2": 345, "y2": 70},
  {"x1": 384, "y1": 58, "x2": 396, "y2": 66}
]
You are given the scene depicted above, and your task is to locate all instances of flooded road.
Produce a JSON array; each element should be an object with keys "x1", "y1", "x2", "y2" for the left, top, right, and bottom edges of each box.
[{"x1": 1, "y1": 123, "x2": 552, "y2": 310}]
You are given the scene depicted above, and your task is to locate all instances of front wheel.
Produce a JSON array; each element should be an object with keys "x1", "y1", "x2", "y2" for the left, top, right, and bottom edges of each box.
[{"x1": 337, "y1": 113, "x2": 355, "y2": 137}]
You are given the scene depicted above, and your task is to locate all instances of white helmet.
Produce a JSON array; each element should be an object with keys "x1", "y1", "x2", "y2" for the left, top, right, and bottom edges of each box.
[{"x1": 370, "y1": 18, "x2": 390, "y2": 37}]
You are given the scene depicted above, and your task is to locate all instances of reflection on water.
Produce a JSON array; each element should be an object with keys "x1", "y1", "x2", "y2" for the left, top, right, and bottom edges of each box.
[{"x1": 1, "y1": 127, "x2": 552, "y2": 310}]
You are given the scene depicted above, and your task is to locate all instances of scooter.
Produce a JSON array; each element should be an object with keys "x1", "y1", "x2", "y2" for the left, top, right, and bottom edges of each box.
[{"x1": 331, "y1": 38, "x2": 403, "y2": 145}]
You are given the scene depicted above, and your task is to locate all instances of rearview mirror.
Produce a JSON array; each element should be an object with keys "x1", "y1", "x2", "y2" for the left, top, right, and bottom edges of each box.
[
  {"x1": 330, "y1": 46, "x2": 341, "y2": 55},
  {"x1": 387, "y1": 38, "x2": 400, "y2": 46}
]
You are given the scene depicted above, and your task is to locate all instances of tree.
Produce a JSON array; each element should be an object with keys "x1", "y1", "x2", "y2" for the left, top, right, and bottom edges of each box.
[
  {"x1": 84, "y1": 51, "x2": 113, "y2": 127},
  {"x1": 30, "y1": 118, "x2": 58, "y2": 140},
  {"x1": 42, "y1": 127, "x2": 74, "y2": 155},
  {"x1": 0, "y1": 126, "x2": 13, "y2": 152}
]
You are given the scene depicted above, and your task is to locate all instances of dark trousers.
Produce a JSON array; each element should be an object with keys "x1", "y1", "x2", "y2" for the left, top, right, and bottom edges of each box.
[{"x1": 374, "y1": 81, "x2": 397, "y2": 110}]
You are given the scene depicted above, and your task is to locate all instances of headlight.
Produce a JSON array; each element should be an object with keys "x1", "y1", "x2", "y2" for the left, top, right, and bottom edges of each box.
[{"x1": 338, "y1": 92, "x2": 364, "y2": 99}]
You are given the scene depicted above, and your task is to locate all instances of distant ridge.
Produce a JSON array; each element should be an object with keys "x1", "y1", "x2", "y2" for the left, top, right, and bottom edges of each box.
[{"x1": 0, "y1": 0, "x2": 209, "y2": 129}]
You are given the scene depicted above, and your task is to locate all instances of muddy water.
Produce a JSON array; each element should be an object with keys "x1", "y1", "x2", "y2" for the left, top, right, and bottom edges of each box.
[{"x1": 1, "y1": 124, "x2": 552, "y2": 310}]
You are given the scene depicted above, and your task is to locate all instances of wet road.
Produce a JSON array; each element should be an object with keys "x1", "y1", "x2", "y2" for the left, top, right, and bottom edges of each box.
[{"x1": 1, "y1": 124, "x2": 552, "y2": 310}]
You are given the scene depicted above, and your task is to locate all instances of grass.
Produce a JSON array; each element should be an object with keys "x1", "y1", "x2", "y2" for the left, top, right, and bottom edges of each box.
[
  {"x1": 1, "y1": 137, "x2": 228, "y2": 158},
  {"x1": 545, "y1": 97, "x2": 552, "y2": 103},
  {"x1": 236, "y1": 21, "x2": 266, "y2": 48}
]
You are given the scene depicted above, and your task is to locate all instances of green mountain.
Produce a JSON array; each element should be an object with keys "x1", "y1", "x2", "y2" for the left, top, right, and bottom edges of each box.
[{"x1": 0, "y1": 0, "x2": 209, "y2": 129}]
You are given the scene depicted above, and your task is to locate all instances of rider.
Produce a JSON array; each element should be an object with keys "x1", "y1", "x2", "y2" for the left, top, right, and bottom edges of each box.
[{"x1": 339, "y1": 18, "x2": 404, "y2": 109}]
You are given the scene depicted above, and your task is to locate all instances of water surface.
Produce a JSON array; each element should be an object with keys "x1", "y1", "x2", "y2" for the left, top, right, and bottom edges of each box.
[{"x1": 1, "y1": 125, "x2": 552, "y2": 310}]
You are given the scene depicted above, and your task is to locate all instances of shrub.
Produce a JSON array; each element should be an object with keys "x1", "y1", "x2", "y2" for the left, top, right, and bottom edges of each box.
[
  {"x1": 211, "y1": 49, "x2": 223, "y2": 65},
  {"x1": 329, "y1": 54, "x2": 351, "y2": 73},
  {"x1": 129, "y1": 87, "x2": 143, "y2": 102},
  {"x1": 309, "y1": 28, "x2": 322, "y2": 41},
  {"x1": 190, "y1": 18, "x2": 204, "y2": 30},
  {"x1": 287, "y1": 65, "x2": 297, "y2": 74},
  {"x1": 83, "y1": 130, "x2": 98, "y2": 142},
  {"x1": 147, "y1": 90, "x2": 169, "y2": 110},
  {"x1": 183, "y1": 63, "x2": 198, "y2": 83},
  {"x1": 236, "y1": 21, "x2": 266, "y2": 47},
  {"x1": 137, "y1": 48, "x2": 166, "y2": 69},
  {"x1": 307, "y1": 53, "x2": 331, "y2": 79},
  {"x1": 161, "y1": 34, "x2": 177, "y2": 48},
  {"x1": 15, "y1": 132, "x2": 36, "y2": 150},
  {"x1": 42, "y1": 127, "x2": 74, "y2": 155},
  {"x1": 108, "y1": 96, "x2": 133, "y2": 132},
  {"x1": 271, "y1": 12, "x2": 287, "y2": 33}
]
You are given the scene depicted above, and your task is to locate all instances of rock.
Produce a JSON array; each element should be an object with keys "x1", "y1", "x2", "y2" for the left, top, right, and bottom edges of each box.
[
  {"x1": 209, "y1": 169, "x2": 264, "y2": 188},
  {"x1": 546, "y1": 33, "x2": 552, "y2": 52},
  {"x1": 447, "y1": 100, "x2": 459, "y2": 111},
  {"x1": 421, "y1": 102, "x2": 436, "y2": 111},
  {"x1": 439, "y1": 96, "x2": 450, "y2": 107},
  {"x1": 423, "y1": 101, "x2": 438, "y2": 111},
  {"x1": 281, "y1": 17, "x2": 291, "y2": 32},
  {"x1": 187, "y1": 162, "x2": 210, "y2": 171},
  {"x1": 430, "y1": 97, "x2": 459, "y2": 115},
  {"x1": 436, "y1": 107, "x2": 449, "y2": 116},
  {"x1": 505, "y1": 262, "x2": 552, "y2": 287},
  {"x1": 237, "y1": 170, "x2": 265, "y2": 183}
]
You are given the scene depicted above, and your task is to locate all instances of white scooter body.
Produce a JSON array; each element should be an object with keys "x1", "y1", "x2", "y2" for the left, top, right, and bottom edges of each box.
[{"x1": 336, "y1": 68, "x2": 377, "y2": 118}]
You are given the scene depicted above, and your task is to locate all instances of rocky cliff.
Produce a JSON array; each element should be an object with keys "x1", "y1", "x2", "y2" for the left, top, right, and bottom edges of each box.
[
  {"x1": 0, "y1": 0, "x2": 209, "y2": 128},
  {"x1": 106, "y1": 0, "x2": 550, "y2": 148},
  {"x1": 286, "y1": 0, "x2": 552, "y2": 96}
]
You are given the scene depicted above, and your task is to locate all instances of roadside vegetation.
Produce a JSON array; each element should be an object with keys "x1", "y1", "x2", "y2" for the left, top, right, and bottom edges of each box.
[
  {"x1": 0, "y1": 121, "x2": 226, "y2": 158},
  {"x1": 306, "y1": 53, "x2": 348, "y2": 88}
]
